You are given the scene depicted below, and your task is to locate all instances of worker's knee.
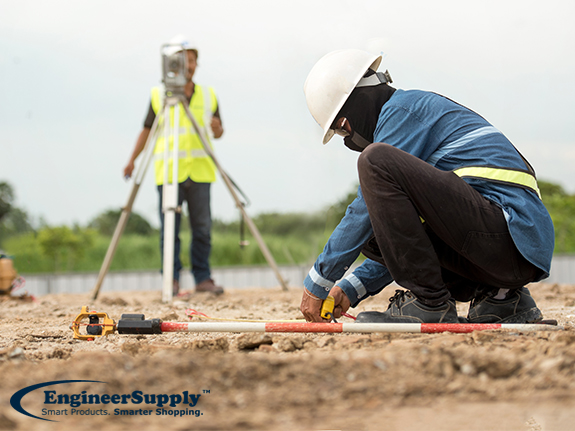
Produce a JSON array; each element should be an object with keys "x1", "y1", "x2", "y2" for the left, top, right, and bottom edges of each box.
[
  {"x1": 358, "y1": 143, "x2": 398, "y2": 171},
  {"x1": 358, "y1": 143, "x2": 404, "y2": 184}
]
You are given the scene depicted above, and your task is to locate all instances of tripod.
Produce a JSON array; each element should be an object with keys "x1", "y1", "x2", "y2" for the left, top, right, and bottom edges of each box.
[{"x1": 90, "y1": 89, "x2": 288, "y2": 302}]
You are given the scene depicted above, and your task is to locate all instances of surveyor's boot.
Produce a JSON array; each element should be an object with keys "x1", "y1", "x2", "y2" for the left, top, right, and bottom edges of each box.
[
  {"x1": 466, "y1": 287, "x2": 542, "y2": 323},
  {"x1": 195, "y1": 278, "x2": 224, "y2": 295},
  {"x1": 356, "y1": 289, "x2": 459, "y2": 323},
  {"x1": 172, "y1": 280, "x2": 180, "y2": 296}
]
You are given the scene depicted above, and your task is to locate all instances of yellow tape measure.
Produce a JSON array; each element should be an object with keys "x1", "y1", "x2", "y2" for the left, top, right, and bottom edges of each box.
[{"x1": 320, "y1": 295, "x2": 335, "y2": 320}]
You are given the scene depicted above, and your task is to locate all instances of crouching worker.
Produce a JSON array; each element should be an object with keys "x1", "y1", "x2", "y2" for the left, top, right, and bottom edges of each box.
[{"x1": 300, "y1": 49, "x2": 554, "y2": 324}]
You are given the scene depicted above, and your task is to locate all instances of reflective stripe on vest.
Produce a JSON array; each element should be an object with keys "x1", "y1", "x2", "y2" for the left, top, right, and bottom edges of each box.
[
  {"x1": 453, "y1": 166, "x2": 541, "y2": 199},
  {"x1": 151, "y1": 85, "x2": 218, "y2": 185},
  {"x1": 153, "y1": 150, "x2": 188, "y2": 162}
]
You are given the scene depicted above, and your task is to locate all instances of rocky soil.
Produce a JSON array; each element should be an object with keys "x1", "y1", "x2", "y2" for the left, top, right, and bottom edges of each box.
[{"x1": 1, "y1": 282, "x2": 575, "y2": 430}]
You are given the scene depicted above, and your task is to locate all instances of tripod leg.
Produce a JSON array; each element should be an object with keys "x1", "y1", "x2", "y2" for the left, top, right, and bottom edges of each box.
[
  {"x1": 180, "y1": 100, "x2": 289, "y2": 291},
  {"x1": 161, "y1": 100, "x2": 181, "y2": 303},
  {"x1": 90, "y1": 116, "x2": 161, "y2": 300}
]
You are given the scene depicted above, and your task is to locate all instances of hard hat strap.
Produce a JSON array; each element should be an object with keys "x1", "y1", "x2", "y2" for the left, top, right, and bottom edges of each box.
[
  {"x1": 344, "y1": 130, "x2": 372, "y2": 152},
  {"x1": 356, "y1": 70, "x2": 393, "y2": 88}
]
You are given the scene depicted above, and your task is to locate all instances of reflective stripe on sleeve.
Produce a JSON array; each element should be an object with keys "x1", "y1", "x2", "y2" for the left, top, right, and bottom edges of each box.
[
  {"x1": 308, "y1": 266, "x2": 335, "y2": 291},
  {"x1": 343, "y1": 273, "x2": 367, "y2": 299}
]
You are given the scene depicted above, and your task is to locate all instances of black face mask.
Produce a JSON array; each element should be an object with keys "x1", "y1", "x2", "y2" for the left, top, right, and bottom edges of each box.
[{"x1": 337, "y1": 83, "x2": 396, "y2": 152}]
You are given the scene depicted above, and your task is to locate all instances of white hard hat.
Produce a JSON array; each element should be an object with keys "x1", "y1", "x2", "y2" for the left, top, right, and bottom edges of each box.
[
  {"x1": 304, "y1": 49, "x2": 383, "y2": 144},
  {"x1": 164, "y1": 34, "x2": 197, "y2": 56}
]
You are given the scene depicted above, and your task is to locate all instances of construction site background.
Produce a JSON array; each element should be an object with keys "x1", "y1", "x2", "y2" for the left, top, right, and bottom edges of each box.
[
  {"x1": 10, "y1": 254, "x2": 575, "y2": 297},
  {"x1": 2, "y1": 180, "x2": 575, "y2": 297}
]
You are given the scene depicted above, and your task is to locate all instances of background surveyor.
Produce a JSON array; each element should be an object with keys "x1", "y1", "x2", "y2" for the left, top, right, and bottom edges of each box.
[{"x1": 124, "y1": 35, "x2": 224, "y2": 296}]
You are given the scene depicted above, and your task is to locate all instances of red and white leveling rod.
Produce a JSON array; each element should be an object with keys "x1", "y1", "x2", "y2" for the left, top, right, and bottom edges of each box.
[
  {"x1": 70, "y1": 307, "x2": 562, "y2": 341},
  {"x1": 161, "y1": 321, "x2": 561, "y2": 334}
]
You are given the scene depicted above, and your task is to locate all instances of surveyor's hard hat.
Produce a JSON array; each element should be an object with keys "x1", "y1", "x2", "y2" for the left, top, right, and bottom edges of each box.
[
  {"x1": 304, "y1": 49, "x2": 387, "y2": 144},
  {"x1": 164, "y1": 34, "x2": 198, "y2": 56}
]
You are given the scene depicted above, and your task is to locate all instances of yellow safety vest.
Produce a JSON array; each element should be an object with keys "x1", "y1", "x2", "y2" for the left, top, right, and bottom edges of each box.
[
  {"x1": 453, "y1": 166, "x2": 541, "y2": 199},
  {"x1": 416, "y1": 165, "x2": 541, "y2": 225},
  {"x1": 151, "y1": 85, "x2": 218, "y2": 185}
]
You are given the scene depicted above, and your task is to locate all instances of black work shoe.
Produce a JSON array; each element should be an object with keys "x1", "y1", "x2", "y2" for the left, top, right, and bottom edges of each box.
[
  {"x1": 466, "y1": 287, "x2": 542, "y2": 324},
  {"x1": 356, "y1": 289, "x2": 459, "y2": 323}
]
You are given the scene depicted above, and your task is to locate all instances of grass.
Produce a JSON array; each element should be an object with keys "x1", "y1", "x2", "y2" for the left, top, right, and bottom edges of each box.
[{"x1": 2, "y1": 230, "x2": 328, "y2": 274}]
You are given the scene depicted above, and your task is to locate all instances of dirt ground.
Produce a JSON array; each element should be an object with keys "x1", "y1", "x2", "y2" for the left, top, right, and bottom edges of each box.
[{"x1": 1, "y1": 282, "x2": 575, "y2": 431}]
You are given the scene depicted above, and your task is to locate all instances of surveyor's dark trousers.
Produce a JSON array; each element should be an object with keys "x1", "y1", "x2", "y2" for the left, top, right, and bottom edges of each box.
[
  {"x1": 358, "y1": 143, "x2": 541, "y2": 306},
  {"x1": 158, "y1": 178, "x2": 212, "y2": 285}
]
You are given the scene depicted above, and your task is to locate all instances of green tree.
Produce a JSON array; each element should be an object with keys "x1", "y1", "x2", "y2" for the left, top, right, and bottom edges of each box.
[
  {"x1": 323, "y1": 185, "x2": 358, "y2": 232},
  {"x1": 251, "y1": 212, "x2": 326, "y2": 237},
  {"x1": 88, "y1": 209, "x2": 154, "y2": 236},
  {"x1": 37, "y1": 225, "x2": 95, "y2": 271},
  {"x1": 539, "y1": 180, "x2": 575, "y2": 253},
  {"x1": 0, "y1": 182, "x2": 34, "y2": 245},
  {"x1": 0, "y1": 182, "x2": 15, "y2": 222},
  {"x1": 0, "y1": 207, "x2": 33, "y2": 235},
  {"x1": 539, "y1": 181, "x2": 565, "y2": 198}
]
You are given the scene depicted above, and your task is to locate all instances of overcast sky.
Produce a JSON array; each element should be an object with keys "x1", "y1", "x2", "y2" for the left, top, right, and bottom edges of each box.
[{"x1": 1, "y1": 0, "x2": 574, "y2": 228}]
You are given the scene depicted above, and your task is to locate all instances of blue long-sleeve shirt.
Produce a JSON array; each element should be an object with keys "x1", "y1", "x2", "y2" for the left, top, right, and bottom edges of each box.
[{"x1": 304, "y1": 89, "x2": 555, "y2": 307}]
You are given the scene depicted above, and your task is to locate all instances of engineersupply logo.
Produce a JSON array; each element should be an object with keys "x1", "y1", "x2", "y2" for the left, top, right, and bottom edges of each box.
[{"x1": 10, "y1": 380, "x2": 207, "y2": 422}]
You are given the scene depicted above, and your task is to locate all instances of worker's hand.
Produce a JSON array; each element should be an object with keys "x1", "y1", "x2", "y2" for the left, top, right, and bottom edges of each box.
[
  {"x1": 300, "y1": 288, "x2": 325, "y2": 322},
  {"x1": 329, "y1": 285, "x2": 351, "y2": 318},
  {"x1": 211, "y1": 117, "x2": 223, "y2": 139},
  {"x1": 123, "y1": 162, "x2": 135, "y2": 179}
]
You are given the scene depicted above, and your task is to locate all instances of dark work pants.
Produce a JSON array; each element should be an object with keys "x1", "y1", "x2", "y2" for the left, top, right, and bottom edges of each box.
[
  {"x1": 358, "y1": 143, "x2": 541, "y2": 306},
  {"x1": 158, "y1": 178, "x2": 212, "y2": 285}
]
